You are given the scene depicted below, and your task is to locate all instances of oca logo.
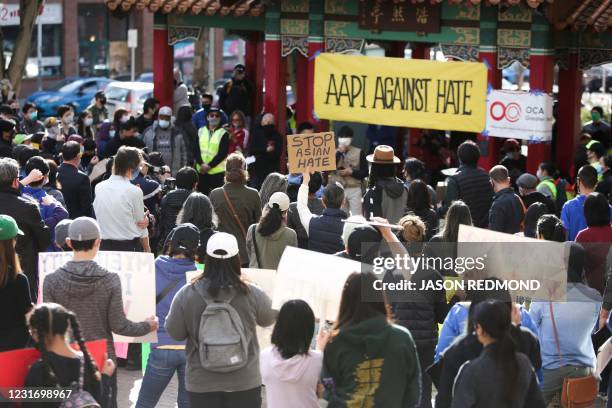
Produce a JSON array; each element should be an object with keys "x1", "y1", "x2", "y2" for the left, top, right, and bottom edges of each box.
[{"x1": 490, "y1": 101, "x2": 521, "y2": 123}]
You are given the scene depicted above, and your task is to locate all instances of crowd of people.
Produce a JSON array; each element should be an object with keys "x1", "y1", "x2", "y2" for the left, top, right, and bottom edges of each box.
[{"x1": 0, "y1": 65, "x2": 610, "y2": 408}]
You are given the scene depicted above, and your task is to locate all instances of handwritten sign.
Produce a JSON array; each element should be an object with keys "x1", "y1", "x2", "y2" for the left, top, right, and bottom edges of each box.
[
  {"x1": 287, "y1": 131, "x2": 337, "y2": 173},
  {"x1": 314, "y1": 53, "x2": 487, "y2": 132},
  {"x1": 38, "y1": 251, "x2": 157, "y2": 343}
]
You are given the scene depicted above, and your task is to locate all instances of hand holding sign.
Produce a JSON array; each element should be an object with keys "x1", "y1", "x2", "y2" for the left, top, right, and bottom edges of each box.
[{"x1": 287, "y1": 132, "x2": 337, "y2": 173}]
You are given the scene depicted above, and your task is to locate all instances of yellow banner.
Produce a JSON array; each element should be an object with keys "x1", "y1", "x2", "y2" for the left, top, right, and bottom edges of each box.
[{"x1": 314, "y1": 53, "x2": 488, "y2": 133}]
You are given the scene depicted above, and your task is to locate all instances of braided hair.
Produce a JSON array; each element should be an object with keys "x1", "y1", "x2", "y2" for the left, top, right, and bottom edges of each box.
[{"x1": 28, "y1": 303, "x2": 101, "y2": 386}]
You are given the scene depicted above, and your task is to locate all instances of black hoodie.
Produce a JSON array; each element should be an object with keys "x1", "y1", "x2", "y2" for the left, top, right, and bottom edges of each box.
[{"x1": 363, "y1": 177, "x2": 408, "y2": 223}]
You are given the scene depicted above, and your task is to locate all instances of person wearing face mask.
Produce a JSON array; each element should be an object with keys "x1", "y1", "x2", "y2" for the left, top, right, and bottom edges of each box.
[
  {"x1": 135, "y1": 97, "x2": 160, "y2": 134},
  {"x1": 228, "y1": 110, "x2": 248, "y2": 154},
  {"x1": 582, "y1": 106, "x2": 610, "y2": 150},
  {"x1": 22, "y1": 156, "x2": 68, "y2": 251},
  {"x1": 192, "y1": 92, "x2": 228, "y2": 130},
  {"x1": 20, "y1": 103, "x2": 44, "y2": 135},
  {"x1": 218, "y1": 64, "x2": 254, "y2": 123},
  {"x1": 104, "y1": 118, "x2": 145, "y2": 158},
  {"x1": 499, "y1": 138, "x2": 526, "y2": 189},
  {"x1": 142, "y1": 106, "x2": 188, "y2": 175},
  {"x1": 248, "y1": 113, "x2": 282, "y2": 190},
  {"x1": 77, "y1": 111, "x2": 95, "y2": 140},
  {"x1": 56, "y1": 105, "x2": 76, "y2": 139},
  {"x1": 328, "y1": 125, "x2": 368, "y2": 216},
  {"x1": 58, "y1": 141, "x2": 93, "y2": 219},
  {"x1": 195, "y1": 107, "x2": 230, "y2": 194},
  {"x1": 0, "y1": 118, "x2": 16, "y2": 158},
  {"x1": 86, "y1": 91, "x2": 109, "y2": 129}
]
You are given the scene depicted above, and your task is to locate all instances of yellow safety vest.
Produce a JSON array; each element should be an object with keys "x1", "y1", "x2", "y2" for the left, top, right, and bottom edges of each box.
[
  {"x1": 197, "y1": 127, "x2": 227, "y2": 175},
  {"x1": 537, "y1": 178, "x2": 557, "y2": 200}
]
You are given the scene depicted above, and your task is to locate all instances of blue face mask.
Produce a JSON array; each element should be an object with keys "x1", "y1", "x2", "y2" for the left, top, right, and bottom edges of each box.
[
  {"x1": 29, "y1": 111, "x2": 38, "y2": 121},
  {"x1": 131, "y1": 168, "x2": 140, "y2": 180}
]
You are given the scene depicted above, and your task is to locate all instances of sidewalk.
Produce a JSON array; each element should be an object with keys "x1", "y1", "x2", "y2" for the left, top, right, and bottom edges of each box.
[{"x1": 117, "y1": 368, "x2": 179, "y2": 408}]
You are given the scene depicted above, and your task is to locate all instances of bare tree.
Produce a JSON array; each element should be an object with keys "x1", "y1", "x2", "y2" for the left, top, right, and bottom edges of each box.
[{"x1": 0, "y1": 0, "x2": 43, "y2": 95}]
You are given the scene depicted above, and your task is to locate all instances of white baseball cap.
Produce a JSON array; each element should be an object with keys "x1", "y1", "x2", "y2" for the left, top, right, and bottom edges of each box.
[
  {"x1": 268, "y1": 192, "x2": 290, "y2": 212},
  {"x1": 206, "y1": 232, "x2": 239, "y2": 259},
  {"x1": 158, "y1": 106, "x2": 172, "y2": 116}
]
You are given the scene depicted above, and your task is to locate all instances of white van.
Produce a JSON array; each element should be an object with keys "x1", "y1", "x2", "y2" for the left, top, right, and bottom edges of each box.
[{"x1": 104, "y1": 81, "x2": 154, "y2": 116}]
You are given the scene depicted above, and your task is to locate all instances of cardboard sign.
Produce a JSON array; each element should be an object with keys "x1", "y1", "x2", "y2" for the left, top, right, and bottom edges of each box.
[
  {"x1": 274, "y1": 247, "x2": 361, "y2": 321},
  {"x1": 485, "y1": 90, "x2": 553, "y2": 142},
  {"x1": 38, "y1": 252, "x2": 157, "y2": 343},
  {"x1": 457, "y1": 225, "x2": 567, "y2": 300},
  {"x1": 314, "y1": 53, "x2": 488, "y2": 132},
  {"x1": 0, "y1": 339, "x2": 106, "y2": 388},
  {"x1": 287, "y1": 131, "x2": 337, "y2": 173}
]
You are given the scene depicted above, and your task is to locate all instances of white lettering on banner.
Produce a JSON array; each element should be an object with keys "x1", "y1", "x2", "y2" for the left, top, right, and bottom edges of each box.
[
  {"x1": 0, "y1": 4, "x2": 63, "y2": 26},
  {"x1": 485, "y1": 90, "x2": 554, "y2": 142},
  {"x1": 38, "y1": 251, "x2": 157, "y2": 343}
]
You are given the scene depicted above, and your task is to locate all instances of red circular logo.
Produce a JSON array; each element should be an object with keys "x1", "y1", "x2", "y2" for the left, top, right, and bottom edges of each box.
[{"x1": 489, "y1": 101, "x2": 522, "y2": 122}]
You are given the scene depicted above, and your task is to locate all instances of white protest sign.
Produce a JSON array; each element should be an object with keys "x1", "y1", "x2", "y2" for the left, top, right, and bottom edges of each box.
[
  {"x1": 274, "y1": 247, "x2": 361, "y2": 321},
  {"x1": 485, "y1": 90, "x2": 553, "y2": 142},
  {"x1": 39, "y1": 251, "x2": 157, "y2": 343},
  {"x1": 457, "y1": 225, "x2": 567, "y2": 300}
]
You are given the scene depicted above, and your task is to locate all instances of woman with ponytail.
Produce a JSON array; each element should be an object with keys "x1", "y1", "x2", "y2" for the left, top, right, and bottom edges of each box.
[
  {"x1": 24, "y1": 303, "x2": 115, "y2": 407},
  {"x1": 451, "y1": 299, "x2": 545, "y2": 408},
  {"x1": 246, "y1": 192, "x2": 297, "y2": 269}
]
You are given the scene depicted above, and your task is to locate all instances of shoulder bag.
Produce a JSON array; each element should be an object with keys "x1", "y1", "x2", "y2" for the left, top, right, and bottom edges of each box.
[
  {"x1": 250, "y1": 224, "x2": 263, "y2": 268},
  {"x1": 223, "y1": 187, "x2": 247, "y2": 239},
  {"x1": 549, "y1": 301, "x2": 598, "y2": 408}
]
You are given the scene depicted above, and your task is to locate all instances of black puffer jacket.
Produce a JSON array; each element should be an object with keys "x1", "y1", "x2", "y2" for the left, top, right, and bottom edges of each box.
[
  {"x1": 0, "y1": 187, "x2": 50, "y2": 301},
  {"x1": 158, "y1": 188, "x2": 192, "y2": 246},
  {"x1": 388, "y1": 267, "x2": 450, "y2": 349}
]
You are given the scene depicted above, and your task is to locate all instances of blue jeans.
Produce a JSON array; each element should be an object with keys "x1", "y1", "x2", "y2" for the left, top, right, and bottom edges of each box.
[{"x1": 136, "y1": 348, "x2": 189, "y2": 408}]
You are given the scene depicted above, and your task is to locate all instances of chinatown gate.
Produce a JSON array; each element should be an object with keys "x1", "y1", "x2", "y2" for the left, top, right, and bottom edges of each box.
[{"x1": 105, "y1": 0, "x2": 612, "y2": 177}]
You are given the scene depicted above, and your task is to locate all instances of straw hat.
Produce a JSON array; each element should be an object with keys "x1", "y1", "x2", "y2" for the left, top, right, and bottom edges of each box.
[{"x1": 366, "y1": 145, "x2": 401, "y2": 164}]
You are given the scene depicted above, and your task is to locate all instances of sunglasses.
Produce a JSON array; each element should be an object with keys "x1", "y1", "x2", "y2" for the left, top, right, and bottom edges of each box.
[{"x1": 208, "y1": 114, "x2": 220, "y2": 118}]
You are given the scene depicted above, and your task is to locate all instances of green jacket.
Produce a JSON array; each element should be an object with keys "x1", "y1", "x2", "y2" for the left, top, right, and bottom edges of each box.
[
  {"x1": 246, "y1": 224, "x2": 297, "y2": 269},
  {"x1": 322, "y1": 316, "x2": 421, "y2": 408}
]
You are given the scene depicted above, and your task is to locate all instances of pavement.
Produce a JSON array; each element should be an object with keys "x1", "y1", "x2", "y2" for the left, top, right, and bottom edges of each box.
[{"x1": 117, "y1": 368, "x2": 179, "y2": 408}]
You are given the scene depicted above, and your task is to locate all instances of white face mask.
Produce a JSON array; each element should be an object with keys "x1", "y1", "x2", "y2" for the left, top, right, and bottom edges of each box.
[
  {"x1": 158, "y1": 120, "x2": 170, "y2": 129},
  {"x1": 536, "y1": 169, "x2": 543, "y2": 179},
  {"x1": 120, "y1": 115, "x2": 129, "y2": 123},
  {"x1": 84, "y1": 118, "x2": 93, "y2": 127},
  {"x1": 338, "y1": 137, "x2": 352, "y2": 147},
  {"x1": 109, "y1": 130, "x2": 116, "y2": 138}
]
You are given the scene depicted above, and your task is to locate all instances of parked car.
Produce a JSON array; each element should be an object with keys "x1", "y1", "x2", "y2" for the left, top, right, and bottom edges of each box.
[
  {"x1": 137, "y1": 72, "x2": 153, "y2": 83},
  {"x1": 103, "y1": 81, "x2": 154, "y2": 116},
  {"x1": 26, "y1": 77, "x2": 112, "y2": 118}
]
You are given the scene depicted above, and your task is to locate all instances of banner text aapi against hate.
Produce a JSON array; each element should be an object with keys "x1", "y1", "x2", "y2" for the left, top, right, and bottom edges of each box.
[{"x1": 314, "y1": 53, "x2": 488, "y2": 133}]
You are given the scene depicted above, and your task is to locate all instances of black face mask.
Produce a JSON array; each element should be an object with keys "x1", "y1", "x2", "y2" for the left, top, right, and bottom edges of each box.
[
  {"x1": 202, "y1": 103, "x2": 212, "y2": 111},
  {"x1": 99, "y1": 98, "x2": 106, "y2": 105}
]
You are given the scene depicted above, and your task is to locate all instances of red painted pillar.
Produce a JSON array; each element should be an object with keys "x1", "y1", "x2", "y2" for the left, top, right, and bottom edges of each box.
[
  {"x1": 478, "y1": 49, "x2": 502, "y2": 170},
  {"x1": 556, "y1": 53, "x2": 582, "y2": 179},
  {"x1": 527, "y1": 54, "x2": 555, "y2": 174},
  {"x1": 245, "y1": 33, "x2": 264, "y2": 118},
  {"x1": 153, "y1": 26, "x2": 174, "y2": 109},
  {"x1": 295, "y1": 54, "x2": 308, "y2": 125},
  {"x1": 408, "y1": 43, "x2": 428, "y2": 160},
  {"x1": 306, "y1": 40, "x2": 324, "y2": 128},
  {"x1": 264, "y1": 36, "x2": 287, "y2": 171}
]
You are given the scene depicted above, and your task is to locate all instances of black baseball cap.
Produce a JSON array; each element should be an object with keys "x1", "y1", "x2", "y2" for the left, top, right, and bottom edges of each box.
[{"x1": 165, "y1": 223, "x2": 200, "y2": 253}]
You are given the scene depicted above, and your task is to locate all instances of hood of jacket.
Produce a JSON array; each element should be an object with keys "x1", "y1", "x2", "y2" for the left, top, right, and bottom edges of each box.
[
  {"x1": 22, "y1": 186, "x2": 46, "y2": 202},
  {"x1": 267, "y1": 347, "x2": 318, "y2": 383},
  {"x1": 377, "y1": 178, "x2": 406, "y2": 199},
  {"x1": 155, "y1": 255, "x2": 197, "y2": 281},
  {"x1": 336, "y1": 317, "x2": 392, "y2": 357},
  {"x1": 51, "y1": 260, "x2": 111, "y2": 298}
]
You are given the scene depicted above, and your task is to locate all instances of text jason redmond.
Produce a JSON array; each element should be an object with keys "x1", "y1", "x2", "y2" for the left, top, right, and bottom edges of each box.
[{"x1": 324, "y1": 74, "x2": 474, "y2": 115}]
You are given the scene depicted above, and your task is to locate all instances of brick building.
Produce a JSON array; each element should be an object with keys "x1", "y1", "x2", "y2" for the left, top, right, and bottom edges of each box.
[{"x1": 3, "y1": 0, "x2": 153, "y2": 97}]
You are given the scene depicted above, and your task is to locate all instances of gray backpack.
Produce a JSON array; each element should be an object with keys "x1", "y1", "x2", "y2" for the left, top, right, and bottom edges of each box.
[{"x1": 196, "y1": 289, "x2": 249, "y2": 373}]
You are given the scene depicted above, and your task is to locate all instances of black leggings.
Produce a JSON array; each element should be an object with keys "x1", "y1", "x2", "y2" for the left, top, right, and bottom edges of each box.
[{"x1": 188, "y1": 386, "x2": 261, "y2": 408}]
